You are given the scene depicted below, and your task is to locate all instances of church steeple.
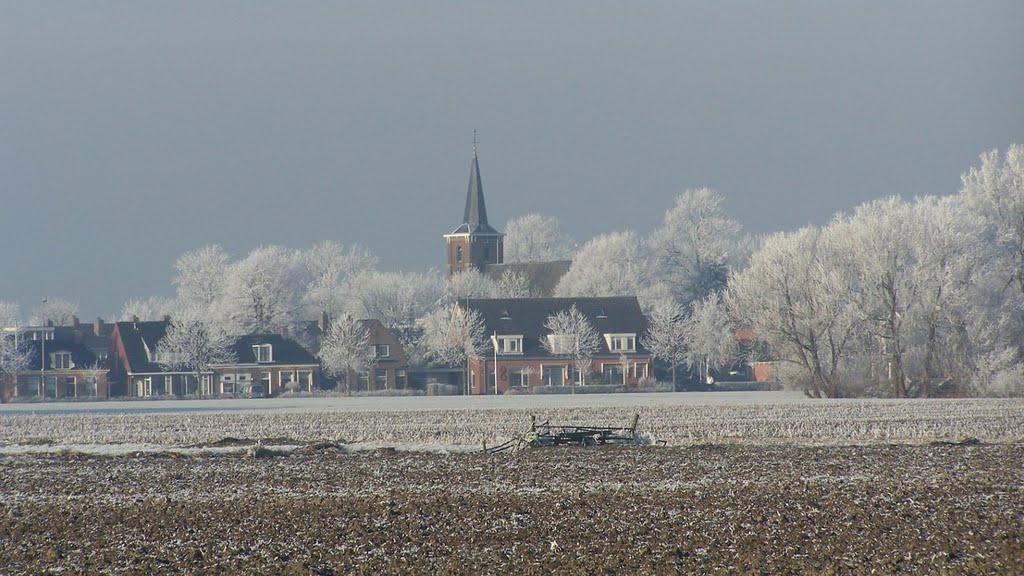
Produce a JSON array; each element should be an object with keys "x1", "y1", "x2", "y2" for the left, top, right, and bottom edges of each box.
[
  {"x1": 443, "y1": 136, "x2": 504, "y2": 277},
  {"x1": 461, "y1": 146, "x2": 498, "y2": 234}
]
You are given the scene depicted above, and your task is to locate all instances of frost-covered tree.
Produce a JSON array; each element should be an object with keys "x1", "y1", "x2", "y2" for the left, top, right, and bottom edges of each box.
[
  {"x1": 173, "y1": 245, "x2": 231, "y2": 312},
  {"x1": 543, "y1": 305, "x2": 600, "y2": 387},
  {"x1": 300, "y1": 241, "x2": 378, "y2": 318},
  {"x1": 447, "y1": 269, "x2": 497, "y2": 300},
  {"x1": 555, "y1": 231, "x2": 649, "y2": 299},
  {"x1": 156, "y1": 307, "x2": 236, "y2": 395},
  {"x1": 961, "y1": 144, "x2": 1024, "y2": 295},
  {"x1": 120, "y1": 296, "x2": 178, "y2": 321},
  {"x1": 728, "y1": 227, "x2": 860, "y2": 398},
  {"x1": 503, "y1": 213, "x2": 574, "y2": 263},
  {"x1": 30, "y1": 297, "x2": 79, "y2": 326},
  {"x1": 217, "y1": 245, "x2": 304, "y2": 335},
  {"x1": 827, "y1": 198, "x2": 922, "y2": 397},
  {"x1": 345, "y1": 270, "x2": 446, "y2": 360},
  {"x1": 317, "y1": 315, "x2": 375, "y2": 394},
  {"x1": 493, "y1": 269, "x2": 534, "y2": 299},
  {"x1": 649, "y1": 188, "x2": 743, "y2": 306},
  {"x1": 680, "y1": 294, "x2": 739, "y2": 385},
  {"x1": 0, "y1": 302, "x2": 30, "y2": 390},
  {"x1": 643, "y1": 302, "x2": 689, "y2": 387},
  {"x1": 418, "y1": 304, "x2": 487, "y2": 390}
]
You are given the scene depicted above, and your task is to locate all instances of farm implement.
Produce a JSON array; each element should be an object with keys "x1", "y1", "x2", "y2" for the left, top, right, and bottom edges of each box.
[{"x1": 484, "y1": 414, "x2": 642, "y2": 453}]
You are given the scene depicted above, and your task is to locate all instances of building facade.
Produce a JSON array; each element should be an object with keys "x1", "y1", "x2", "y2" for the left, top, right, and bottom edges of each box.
[{"x1": 462, "y1": 297, "x2": 652, "y2": 395}]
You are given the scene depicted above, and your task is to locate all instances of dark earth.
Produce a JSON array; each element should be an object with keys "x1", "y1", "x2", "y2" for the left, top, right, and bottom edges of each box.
[{"x1": 1, "y1": 443, "x2": 1021, "y2": 575}]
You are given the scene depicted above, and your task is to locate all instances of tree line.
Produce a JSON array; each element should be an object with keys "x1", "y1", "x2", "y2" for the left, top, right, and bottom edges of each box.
[{"x1": 3, "y1": 145, "x2": 1021, "y2": 397}]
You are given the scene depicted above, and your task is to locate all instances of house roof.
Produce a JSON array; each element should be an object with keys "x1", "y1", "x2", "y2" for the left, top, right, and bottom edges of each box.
[
  {"x1": 114, "y1": 321, "x2": 170, "y2": 374},
  {"x1": 20, "y1": 339, "x2": 101, "y2": 371},
  {"x1": 114, "y1": 321, "x2": 319, "y2": 374},
  {"x1": 449, "y1": 149, "x2": 502, "y2": 236},
  {"x1": 230, "y1": 334, "x2": 319, "y2": 366},
  {"x1": 480, "y1": 261, "x2": 573, "y2": 297},
  {"x1": 462, "y1": 297, "x2": 650, "y2": 358}
]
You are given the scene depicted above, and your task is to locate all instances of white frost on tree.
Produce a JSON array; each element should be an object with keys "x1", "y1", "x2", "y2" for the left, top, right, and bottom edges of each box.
[
  {"x1": 418, "y1": 304, "x2": 488, "y2": 392},
  {"x1": 300, "y1": 241, "x2": 378, "y2": 319},
  {"x1": 961, "y1": 144, "x2": 1024, "y2": 295},
  {"x1": 156, "y1": 306, "x2": 237, "y2": 395},
  {"x1": 543, "y1": 305, "x2": 600, "y2": 387},
  {"x1": 317, "y1": 315, "x2": 375, "y2": 394},
  {"x1": 173, "y1": 245, "x2": 231, "y2": 313},
  {"x1": 503, "y1": 213, "x2": 574, "y2": 263},
  {"x1": 555, "y1": 231, "x2": 649, "y2": 300},
  {"x1": 0, "y1": 302, "x2": 30, "y2": 386},
  {"x1": 30, "y1": 297, "x2": 79, "y2": 326},
  {"x1": 648, "y1": 188, "x2": 744, "y2": 306},
  {"x1": 727, "y1": 227, "x2": 860, "y2": 398},
  {"x1": 680, "y1": 294, "x2": 738, "y2": 385},
  {"x1": 120, "y1": 296, "x2": 178, "y2": 321},
  {"x1": 643, "y1": 302, "x2": 689, "y2": 387},
  {"x1": 493, "y1": 269, "x2": 535, "y2": 299},
  {"x1": 216, "y1": 245, "x2": 305, "y2": 335}
]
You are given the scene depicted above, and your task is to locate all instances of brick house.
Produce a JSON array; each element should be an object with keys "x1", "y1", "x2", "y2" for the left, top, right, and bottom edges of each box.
[
  {"x1": 1, "y1": 318, "x2": 113, "y2": 402},
  {"x1": 109, "y1": 320, "x2": 321, "y2": 397},
  {"x1": 462, "y1": 297, "x2": 652, "y2": 394},
  {"x1": 299, "y1": 314, "x2": 409, "y2": 391}
]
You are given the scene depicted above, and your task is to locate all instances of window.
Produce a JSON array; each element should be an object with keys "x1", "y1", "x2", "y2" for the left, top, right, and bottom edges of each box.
[
  {"x1": 53, "y1": 352, "x2": 72, "y2": 370},
  {"x1": 396, "y1": 370, "x2": 407, "y2": 387},
  {"x1": 495, "y1": 335, "x2": 523, "y2": 355},
  {"x1": 374, "y1": 370, "x2": 388, "y2": 389},
  {"x1": 253, "y1": 344, "x2": 273, "y2": 363},
  {"x1": 376, "y1": 344, "x2": 390, "y2": 358},
  {"x1": 65, "y1": 377, "x2": 76, "y2": 398},
  {"x1": 509, "y1": 368, "x2": 529, "y2": 387},
  {"x1": 605, "y1": 333, "x2": 637, "y2": 353},
  {"x1": 280, "y1": 370, "x2": 295, "y2": 388},
  {"x1": 542, "y1": 365, "x2": 564, "y2": 386},
  {"x1": 298, "y1": 371, "x2": 312, "y2": 391},
  {"x1": 456, "y1": 245, "x2": 463, "y2": 262}
]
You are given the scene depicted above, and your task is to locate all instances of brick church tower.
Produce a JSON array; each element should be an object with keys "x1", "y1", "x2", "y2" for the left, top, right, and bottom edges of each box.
[{"x1": 443, "y1": 142, "x2": 504, "y2": 277}]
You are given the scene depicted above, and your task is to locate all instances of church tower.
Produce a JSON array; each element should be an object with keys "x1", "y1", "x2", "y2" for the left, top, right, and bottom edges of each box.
[{"x1": 443, "y1": 140, "x2": 504, "y2": 278}]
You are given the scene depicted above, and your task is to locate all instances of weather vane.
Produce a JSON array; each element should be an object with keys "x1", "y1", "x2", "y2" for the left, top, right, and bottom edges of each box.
[{"x1": 473, "y1": 130, "x2": 478, "y2": 154}]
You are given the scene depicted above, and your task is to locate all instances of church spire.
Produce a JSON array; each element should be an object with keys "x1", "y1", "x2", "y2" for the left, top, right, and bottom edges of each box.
[
  {"x1": 463, "y1": 142, "x2": 491, "y2": 232},
  {"x1": 443, "y1": 134, "x2": 504, "y2": 277}
]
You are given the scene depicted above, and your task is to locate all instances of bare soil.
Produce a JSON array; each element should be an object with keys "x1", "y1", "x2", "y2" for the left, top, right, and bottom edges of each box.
[{"x1": 1, "y1": 443, "x2": 1021, "y2": 575}]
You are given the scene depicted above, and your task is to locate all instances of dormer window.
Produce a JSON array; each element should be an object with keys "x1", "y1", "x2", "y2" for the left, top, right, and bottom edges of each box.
[
  {"x1": 605, "y1": 333, "x2": 636, "y2": 353},
  {"x1": 253, "y1": 344, "x2": 273, "y2": 363},
  {"x1": 53, "y1": 352, "x2": 72, "y2": 370},
  {"x1": 494, "y1": 335, "x2": 523, "y2": 355},
  {"x1": 499, "y1": 309, "x2": 511, "y2": 320}
]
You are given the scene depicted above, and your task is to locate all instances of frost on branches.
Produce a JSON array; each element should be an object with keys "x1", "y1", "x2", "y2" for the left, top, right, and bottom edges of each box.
[
  {"x1": 156, "y1": 307, "x2": 236, "y2": 395},
  {"x1": 543, "y1": 305, "x2": 600, "y2": 387},
  {"x1": 317, "y1": 315, "x2": 376, "y2": 394}
]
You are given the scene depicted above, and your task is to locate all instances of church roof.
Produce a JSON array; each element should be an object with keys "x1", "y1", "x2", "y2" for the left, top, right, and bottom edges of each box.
[{"x1": 449, "y1": 149, "x2": 502, "y2": 236}]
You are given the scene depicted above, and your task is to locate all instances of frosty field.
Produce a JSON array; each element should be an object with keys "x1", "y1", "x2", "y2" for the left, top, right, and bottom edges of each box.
[
  {"x1": 1, "y1": 391, "x2": 1022, "y2": 452},
  {"x1": 1, "y1": 392, "x2": 1022, "y2": 574}
]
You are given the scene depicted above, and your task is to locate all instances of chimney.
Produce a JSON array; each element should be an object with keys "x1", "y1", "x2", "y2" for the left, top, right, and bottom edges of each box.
[
  {"x1": 131, "y1": 315, "x2": 139, "y2": 323},
  {"x1": 71, "y1": 315, "x2": 79, "y2": 327},
  {"x1": 94, "y1": 318, "x2": 103, "y2": 335},
  {"x1": 318, "y1": 311, "x2": 329, "y2": 332},
  {"x1": 162, "y1": 315, "x2": 171, "y2": 323}
]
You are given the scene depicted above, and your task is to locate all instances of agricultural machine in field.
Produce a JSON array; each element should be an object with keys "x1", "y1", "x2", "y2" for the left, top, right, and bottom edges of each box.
[{"x1": 484, "y1": 414, "x2": 643, "y2": 453}]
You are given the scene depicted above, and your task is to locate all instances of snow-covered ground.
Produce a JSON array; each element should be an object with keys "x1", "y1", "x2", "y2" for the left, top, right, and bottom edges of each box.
[
  {"x1": 2, "y1": 392, "x2": 1022, "y2": 453},
  {"x1": 0, "y1": 391, "x2": 820, "y2": 415}
]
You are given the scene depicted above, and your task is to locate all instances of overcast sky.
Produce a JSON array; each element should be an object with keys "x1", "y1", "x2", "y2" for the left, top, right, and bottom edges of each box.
[{"x1": 2, "y1": 2, "x2": 1022, "y2": 318}]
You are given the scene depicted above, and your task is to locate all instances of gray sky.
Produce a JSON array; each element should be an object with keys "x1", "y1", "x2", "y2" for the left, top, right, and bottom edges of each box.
[{"x1": 2, "y1": 2, "x2": 1022, "y2": 318}]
